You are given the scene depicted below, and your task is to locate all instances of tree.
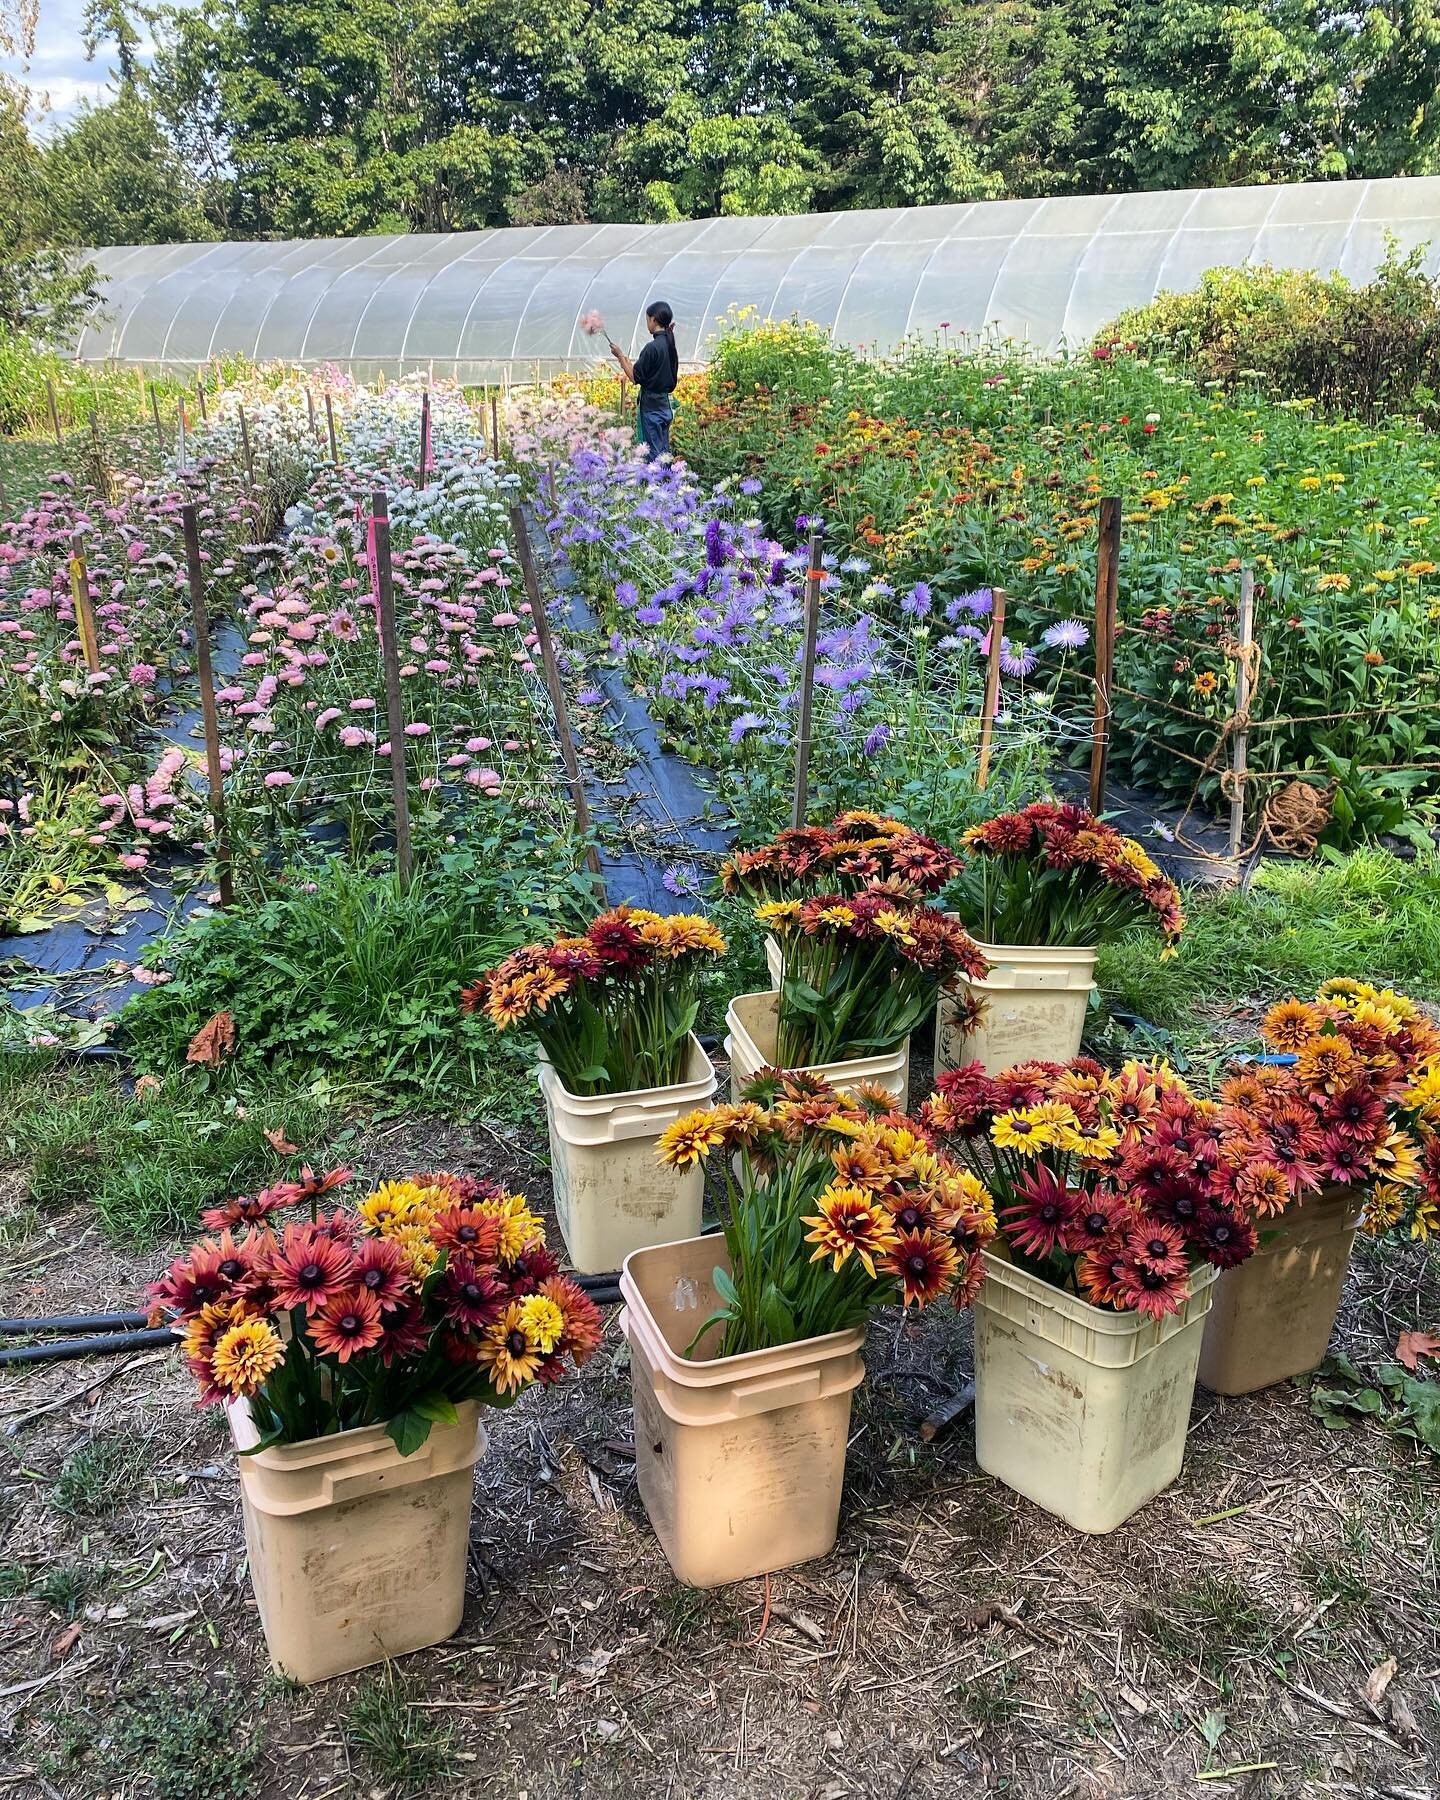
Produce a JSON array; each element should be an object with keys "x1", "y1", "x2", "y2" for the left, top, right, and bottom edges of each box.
[
  {"x1": 82, "y1": 0, "x2": 147, "y2": 87},
  {"x1": 0, "y1": 79, "x2": 102, "y2": 340},
  {"x1": 42, "y1": 89, "x2": 218, "y2": 245}
]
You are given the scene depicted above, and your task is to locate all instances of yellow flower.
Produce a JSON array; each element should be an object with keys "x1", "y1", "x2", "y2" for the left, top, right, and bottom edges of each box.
[
  {"x1": 1375, "y1": 569, "x2": 1399, "y2": 582},
  {"x1": 1373, "y1": 1128, "x2": 1423, "y2": 1191},
  {"x1": 517, "y1": 1294, "x2": 565, "y2": 1354},
  {"x1": 392, "y1": 1221, "x2": 440, "y2": 1279},
  {"x1": 1314, "y1": 573, "x2": 1351, "y2": 592},
  {"x1": 1412, "y1": 1199, "x2": 1439, "y2": 1241},
  {"x1": 802, "y1": 1185, "x2": 901, "y2": 1278},
  {"x1": 990, "y1": 1107, "x2": 1056, "y2": 1155},
  {"x1": 1297, "y1": 475, "x2": 1322, "y2": 490},
  {"x1": 478, "y1": 1302, "x2": 544, "y2": 1394},
  {"x1": 358, "y1": 1180, "x2": 437, "y2": 1235},
  {"x1": 657, "y1": 1108, "x2": 726, "y2": 1169},
  {"x1": 211, "y1": 1317, "x2": 284, "y2": 1397},
  {"x1": 755, "y1": 899, "x2": 803, "y2": 931},
  {"x1": 478, "y1": 1192, "x2": 546, "y2": 1261},
  {"x1": 1360, "y1": 1183, "x2": 1407, "y2": 1236}
]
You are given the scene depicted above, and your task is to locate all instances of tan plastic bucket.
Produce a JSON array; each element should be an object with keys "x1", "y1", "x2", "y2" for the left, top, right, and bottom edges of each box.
[
  {"x1": 764, "y1": 933, "x2": 783, "y2": 989},
  {"x1": 937, "y1": 941, "x2": 1097, "y2": 1075},
  {"x1": 973, "y1": 1250, "x2": 1216, "y2": 1534},
  {"x1": 538, "y1": 1035, "x2": 718, "y2": 1275},
  {"x1": 1198, "y1": 1185, "x2": 1364, "y2": 1396},
  {"x1": 724, "y1": 989, "x2": 909, "y2": 1106},
  {"x1": 620, "y1": 1234, "x2": 865, "y2": 1588},
  {"x1": 229, "y1": 1399, "x2": 486, "y2": 1683}
]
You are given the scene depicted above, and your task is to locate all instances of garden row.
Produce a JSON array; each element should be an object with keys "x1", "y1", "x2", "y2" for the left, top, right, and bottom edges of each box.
[
  {"x1": 152, "y1": 799, "x2": 1440, "y2": 1682},
  {"x1": 672, "y1": 314, "x2": 1440, "y2": 845}
]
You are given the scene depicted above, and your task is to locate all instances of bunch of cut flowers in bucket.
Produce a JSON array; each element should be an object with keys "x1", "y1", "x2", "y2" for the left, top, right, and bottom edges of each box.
[
  {"x1": 720, "y1": 811, "x2": 960, "y2": 904},
  {"x1": 656, "y1": 1072, "x2": 999, "y2": 1356},
  {"x1": 953, "y1": 800, "x2": 1184, "y2": 953},
  {"x1": 921, "y1": 1057, "x2": 1259, "y2": 1318},
  {"x1": 147, "y1": 1167, "x2": 602, "y2": 1454},
  {"x1": 759, "y1": 887, "x2": 986, "y2": 1066},
  {"x1": 1234, "y1": 980, "x2": 1440, "y2": 1240},
  {"x1": 464, "y1": 905, "x2": 727, "y2": 1095}
]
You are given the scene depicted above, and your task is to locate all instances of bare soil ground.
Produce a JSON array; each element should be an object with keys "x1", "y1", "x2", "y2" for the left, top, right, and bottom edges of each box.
[{"x1": 2, "y1": 1093, "x2": 1438, "y2": 1800}]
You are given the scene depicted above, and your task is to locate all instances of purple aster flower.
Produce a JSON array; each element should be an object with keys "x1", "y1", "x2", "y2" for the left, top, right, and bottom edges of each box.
[
  {"x1": 999, "y1": 640, "x2": 1038, "y2": 678},
  {"x1": 663, "y1": 864, "x2": 701, "y2": 896},
  {"x1": 615, "y1": 580, "x2": 639, "y2": 608},
  {"x1": 729, "y1": 712, "x2": 767, "y2": 743},
  {"x1": 901, "y1": 582, "x2": 932, "y2": 618},
  {"x1": 863, "y1": 722, "x2": 891, "y2": 756},
  {"x1": 637, "y1": 605, "x2": 665, "y2": 626},
  {"x1": 946, "y1": 588, "x2": 994, "y2": 621},
  {"x1": 576, "y1": 688, "x2": 604, "y2": 706},
  {"x1": 1042, "y1": 618, "x2": 1090, "y2": 650},
  {"x1": 739, "y1": 477, "x2": 763, "y2": 496}
]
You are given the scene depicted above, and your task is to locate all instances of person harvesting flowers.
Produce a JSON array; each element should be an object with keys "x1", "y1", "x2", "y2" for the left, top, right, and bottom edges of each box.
[{"x1": 599, "y1": 301, "x2": 680, "y2": 459}]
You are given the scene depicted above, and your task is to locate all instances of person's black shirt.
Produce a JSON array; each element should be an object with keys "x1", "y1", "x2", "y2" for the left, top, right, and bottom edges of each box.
[{"x1": 632, "y1": 334, "x2": 678, "y2": 397}]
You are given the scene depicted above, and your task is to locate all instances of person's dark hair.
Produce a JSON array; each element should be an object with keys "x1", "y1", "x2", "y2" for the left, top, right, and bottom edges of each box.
[{"x1": 646, "y1": 300, "x2": 678, "y2": 382}]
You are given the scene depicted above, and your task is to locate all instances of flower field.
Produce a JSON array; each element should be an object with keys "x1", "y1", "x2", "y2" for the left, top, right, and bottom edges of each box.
[{"x1": 678, "y1": 320, "x2": 1440, "y2": 839}]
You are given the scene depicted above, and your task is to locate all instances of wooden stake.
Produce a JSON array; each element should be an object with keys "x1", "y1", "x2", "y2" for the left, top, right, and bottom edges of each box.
[
  {"x1": 508, "y1": 502, "x2": 605, "y2": 890},
  {"x1": 69, "y1": 531, "x2": 100, "y2": 672},
  {"x1": 1228, "y1": 567, "x2": 1255, "y2": 860},
  {"x1": 237, "y1": 402, "x2": 256, "y2": 490},
  {"x1": 325, "y1": 391, "x2": 339, "y2": 464},
  {"x1": 490, "y1": 392, "x2": 501, "y2": 459},
  {"x1": 180, "y1": 502, "x2": 234, "y2": 908},
  {"x1": 371, "y1": 490, "x2": 413, "y2": 888},
  {"x1": 419, "y1": 389, "x2": 431, "y2": 483},
  {"x1": 45, "y1": 376, "x2": 63, "y2": 448},
  {"x1": 195, "y1": 377, "x2": 207, "y2": 422},
  {"x1": 149, "y1": 382, "x2": 165, "y2": 453},
  {"x1": 177, "y1": 395, "x2": 188, "y2": 470},
  {"x1": 976, "y1": 586, "x2": 1008, "y2": 791},
  {"x1": 791, "y1": 528, "x2": 825, "y2": 828},
  {"x1": 1088, "y1": 495, "x2": 1122, "y2": 815},
  {"x1": 306, "y1": 387, "x2": 318, "y2": 440}
]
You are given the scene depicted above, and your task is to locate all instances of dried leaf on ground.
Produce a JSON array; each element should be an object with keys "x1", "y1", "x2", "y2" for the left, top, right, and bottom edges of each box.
[
  {"x1": 1361, "y1": 1657, "x2": 1397, "y2": 1711},
  {"x1": 1394, "y1": 1329, "x2": 1440, "y2": 1372},
  {"x1": 185, "y1": 1010, "x2": 236, "y2": 1067}
]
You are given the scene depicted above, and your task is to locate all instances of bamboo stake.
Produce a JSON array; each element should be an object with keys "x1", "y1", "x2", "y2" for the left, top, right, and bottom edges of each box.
[
  {"x1": 1228, "y1": 568, "x2": 1255, "y2": 860},
  {"x1": 69, "y1": 531, "x2": 100, "y2": 673},
  {"x1": 1089, "y1": 496, "x2": 1122, "y2": 814},
  {"x1": 370, "y1": 491, "x2": 413, "y2": 888},
  {"x1": 195, "y1": 377, "x2": 207, "y2": 422},
  {"x1": 180, "y1": 502, "x2": 234, "y2": 908},
  {"x1": 490, "y1": 392, "x2": 501, "y2": 460},
  {"x1": 325, "y1": 392, "x2": 339, "y2": 464},
  {"x1": 45, "y1": 376, "x2": 63, "y2": 448},
  {"x1": 976, "y1": 587, "x2": 1008, "y2": 791},
  {"x1": 237, "y1": 403, "x2": 256, "y2": 490},
  {"x1": 508, "y1": 503, "x2": 605, "y2": 890},
  {"x1": 149, "y1": 382, "x2": 165, "y2": 454},
  {"x1": 791, "y1": 528, "x2": 825, "y2": 828}
]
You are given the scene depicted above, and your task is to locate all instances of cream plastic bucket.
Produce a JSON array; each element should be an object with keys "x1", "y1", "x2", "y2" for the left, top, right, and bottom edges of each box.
[
  {"x1": 937, "y1": 940, "x2": 1097, "y2": 1075},
  {"x1": 620, "y1": 1234, "x2": 865, "y2": 1588},
  {"x1": 230, "y1": 1399, "x2": 486, "y2": 1683},
  {"x1": 973, "y1": 1251, "x2": 1216, "y2": 1534},
  {"x1": 724, "y1": 989, "x2": 909, "y2": 1106},
  {"x1": 538, "y1": 1035, "x2": 718, "y2": 1276},
  {"x1": 1198, "y1": 1184, "x2": 1364, "y2": 1396}
]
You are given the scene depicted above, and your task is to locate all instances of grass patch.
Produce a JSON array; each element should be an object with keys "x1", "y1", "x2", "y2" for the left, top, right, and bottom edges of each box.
[
  {"x1": 1133, "y1": 1572, "x2": 1288, "y2": 1688},
  {"x1": 1099, "y1": 850, "x2": 1440, "y2": 1044},
  {"x1": 38, "y1": 1681, "x2": 262, "y2": 1800},
  {"x1": 346, "y1": 1666, "x2": 458, "y2": 1794},
  {"x1": 0, "y1": 1052, "x2": 345, "y2": 1244},
  {"x1": 1296, "y1": 1518, "x2": 1372, "y2": 1627},
  {"x1": 51, "y1": 1434, "x2": 152, "y2": 1517}
]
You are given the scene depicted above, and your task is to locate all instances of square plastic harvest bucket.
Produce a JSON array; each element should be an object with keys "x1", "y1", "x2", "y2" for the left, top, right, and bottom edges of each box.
[
  {"x1": 229, "y1": 1399, "x2": 486, "y2": 1683},
  {"x1": 620, "y1": 1234, "x2": 865, "y2": 1588},
  {"x1": 937, "y1": 941, "x2": 1097, "y2": 1075},
  {"x1": 724, "y1": 989, "x2": 909, "y2": 1107},
  {"x1": 538, "y1": 1034, "x2": 718, "y2": 1275},
  {"x1": 973, "y1": 1251, "x2": 1216, "y2": 1534}
]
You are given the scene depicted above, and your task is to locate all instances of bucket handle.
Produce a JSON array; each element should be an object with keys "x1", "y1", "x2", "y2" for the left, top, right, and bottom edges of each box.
[
  {"x1": 322, "y1": 1441, "x2": 434, "y2": 1504},
  {"x1": 728, "y1": 1366, "x2": 823, "y2": 1416},
  {"x1": 605, "y1": 1108, "x2": 682, "y2": 1142}
]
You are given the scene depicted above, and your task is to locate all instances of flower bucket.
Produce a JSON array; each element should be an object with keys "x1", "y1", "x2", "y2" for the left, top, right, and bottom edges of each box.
[
  {"x1": 724, "y1": 989, "x2": 909, "y2": 1106},
  {"x1": 764, "y1": 933, "x2": 783, "y2": 990},
  {"x1": 1197, "y1": 1185, "x2": 1365, "y2": 1397},
  {"x1": 620, "y1": 1233, "x2": 865, "y2": 1588},
  {"x1": 937, "y1": 940, "x2": 1097, "y2": 1076},
  {"x1": 229, "y1": 1399, "x2": 486, "y2": 1684},
  {"x1": 972, "y1": 1250, "x2": 1217, "y2": 1534},
  {"x1": 538, "y1": 1035, "x2": 718, "y2": 1275}
]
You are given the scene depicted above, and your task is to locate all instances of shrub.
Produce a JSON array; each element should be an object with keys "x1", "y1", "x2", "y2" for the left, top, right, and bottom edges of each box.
[
  {"x1": 706, "y1": 306, "x2": 847, "y2": 403},
  {"x1": 1101, "y1": 243, "x2": 1440, "y2": 420}
]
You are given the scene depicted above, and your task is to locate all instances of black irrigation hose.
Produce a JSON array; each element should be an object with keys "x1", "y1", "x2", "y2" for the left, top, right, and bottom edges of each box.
[
  {"x1": 0, "y1": 1328, "x2": 176, "y2": 1367},
  {"x1": 0, "y1": 1311, "x2": 149, "y2": 1336}
]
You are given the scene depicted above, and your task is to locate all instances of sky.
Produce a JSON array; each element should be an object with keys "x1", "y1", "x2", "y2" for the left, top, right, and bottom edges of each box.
[{"x1": 2, "y1": 0, "x2": 137, "y2": 132}]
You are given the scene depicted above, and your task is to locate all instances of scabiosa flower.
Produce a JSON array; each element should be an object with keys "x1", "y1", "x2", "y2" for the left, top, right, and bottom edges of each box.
[
  {"x1": 309, "y1": 1288, "x2": 385, "y2": 1361},
  {"x1": 998, "y1": 639, "x2": 1038, "y2": 678},
  {"x1": 1041, "y1": 619, "x2": 1089, "y2": 650},
  {"x1": 900, "y1": 581, "x2": 932, "y2": 618}
]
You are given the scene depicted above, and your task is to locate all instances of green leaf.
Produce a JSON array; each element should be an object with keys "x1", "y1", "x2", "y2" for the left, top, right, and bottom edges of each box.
[
  {"x1": 712, "y1": 1264, "x2": 740, "y2": 1308},
  {"x1": 412, "y1": 1393, "x2": 459, "y2": 1426},
  {"x1": 578, "y1": 1063, "x2": 610, "y2": 1083},
  {"x1": 385, "y1": 1408, "x2": 434, "y2": 1457}
]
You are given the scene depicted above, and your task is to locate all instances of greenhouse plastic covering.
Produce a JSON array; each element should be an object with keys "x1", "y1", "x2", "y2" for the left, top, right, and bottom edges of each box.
[{"x1": 73, "y1": 176, "x2": 1440, "y2": 379}]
